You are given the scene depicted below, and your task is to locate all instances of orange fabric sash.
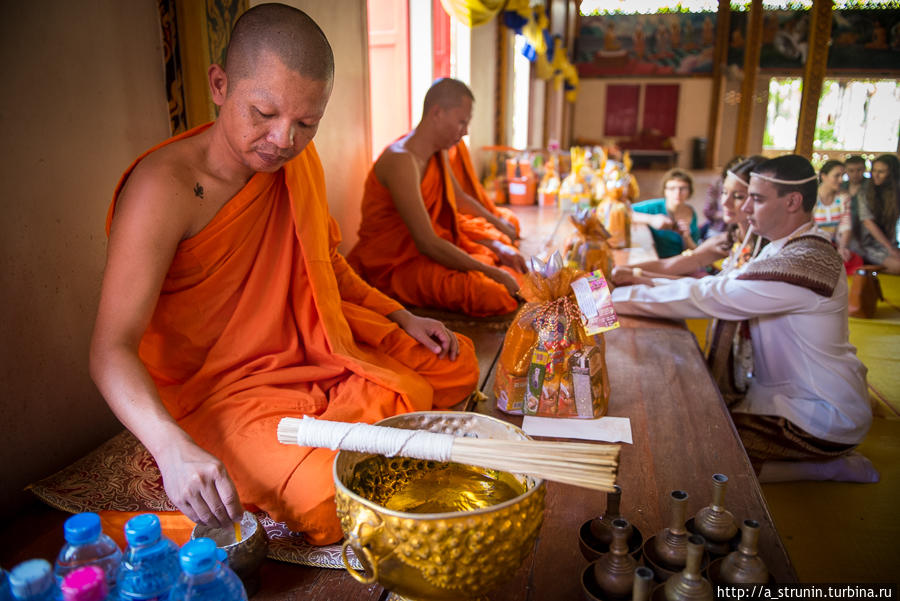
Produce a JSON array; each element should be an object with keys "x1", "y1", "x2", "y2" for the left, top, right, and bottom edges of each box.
[
  {"x1": 448, "y1": 140, "x2": 521, "y2": 241},
  {"x1": 108, "y1": 125, "x2": 433, "y2": 421}
]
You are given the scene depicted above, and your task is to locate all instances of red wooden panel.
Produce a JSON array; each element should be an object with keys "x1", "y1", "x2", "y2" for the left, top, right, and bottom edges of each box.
[
  {"x1": 433, "y1": 0, "x2": 451, "y2": 79},
  {"x1": 605, "y1": 84, "x2": 640, "y2": 137},
  {"x1": 367, "y1": 0, "x2": 411, "y2": 157},
  {"x1": 642, "y1": 84, "x2": 680, "y2": 138}
]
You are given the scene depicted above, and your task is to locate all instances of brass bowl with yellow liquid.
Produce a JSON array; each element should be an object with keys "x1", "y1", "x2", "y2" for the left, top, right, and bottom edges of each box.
[{"x1": 334, "y1": 411, "x2": 546, "y2": 601}]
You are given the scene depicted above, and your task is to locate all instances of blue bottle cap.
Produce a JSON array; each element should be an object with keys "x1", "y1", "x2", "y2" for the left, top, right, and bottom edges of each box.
[
  {"x1": 64, "y1": 512, "x2": 102, "y2": 544},
  {"x1": 124, "y1": 513, "x2": 162, "y2": 547},
  {"x1": 179, "y1": 538, "x2": 219, "y2": 575},
  {"x1": 9, "y1": 559, "x2": 54, "y2": 597}
]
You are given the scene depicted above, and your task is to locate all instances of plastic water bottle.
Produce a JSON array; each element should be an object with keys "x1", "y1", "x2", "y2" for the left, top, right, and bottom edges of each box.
[
  {"x1": 8, "y1": 559, "x2": 62, "y2": 601},
  {"x1": 2, "y1": 565, "x2": 14, "y2": 601},
  {"x1": 117, "y1": 514, "x2": 180, "y2": 601},
  {"x1": 168, "y1": 539, "x2": 246, "y2": 601},
  {"x1": 60, "y1": 566, "x2": 108, "y2": 601},
  {"x1": 54, "y1": 513, "x2": 122, "y2": 594}
]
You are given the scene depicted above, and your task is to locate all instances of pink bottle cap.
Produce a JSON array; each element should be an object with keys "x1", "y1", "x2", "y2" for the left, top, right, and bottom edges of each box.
[{"x1": 60, "y1": 565, "x2": 108, "y2": 601}]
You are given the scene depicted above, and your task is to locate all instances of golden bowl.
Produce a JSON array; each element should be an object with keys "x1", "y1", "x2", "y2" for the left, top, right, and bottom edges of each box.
[{"x1": 333, "y1": 411, "x2": 546, "y2": 601}]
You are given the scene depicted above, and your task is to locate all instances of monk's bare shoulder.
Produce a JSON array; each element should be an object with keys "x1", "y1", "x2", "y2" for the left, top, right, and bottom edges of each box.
[{"x1": 115, "y1": 137, "x2": 210, "y2": 241}]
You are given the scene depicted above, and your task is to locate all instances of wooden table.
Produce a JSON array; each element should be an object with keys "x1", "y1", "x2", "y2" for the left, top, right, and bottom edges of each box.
[{"x1": 471, "y1": 319, "x2": 797, "y2": 600}]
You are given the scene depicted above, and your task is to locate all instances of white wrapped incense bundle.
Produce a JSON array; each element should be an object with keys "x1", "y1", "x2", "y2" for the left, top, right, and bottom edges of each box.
[{"x1": 277, "y1": 416, "x2": 618, "y2": 492}]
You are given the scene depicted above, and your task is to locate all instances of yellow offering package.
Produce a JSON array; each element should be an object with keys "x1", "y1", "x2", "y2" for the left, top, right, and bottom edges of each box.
[{"x1": 495, "y1": 253, "x2": 611, "y2": 418}]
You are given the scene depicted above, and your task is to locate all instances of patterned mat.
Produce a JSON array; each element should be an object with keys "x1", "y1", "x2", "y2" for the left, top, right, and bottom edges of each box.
[{"x1": 27, "y1": 430, "x2": 359, "y2": 570}]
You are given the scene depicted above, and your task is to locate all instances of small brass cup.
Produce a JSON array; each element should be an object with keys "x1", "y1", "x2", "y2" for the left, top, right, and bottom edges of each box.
[{"x1": 191, "y1": 510, "x2": 268, "y2": 597}]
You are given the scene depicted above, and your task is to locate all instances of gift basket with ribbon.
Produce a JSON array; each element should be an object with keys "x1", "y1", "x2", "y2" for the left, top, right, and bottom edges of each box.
[
  {"x1": 494, "y1": 253, "x2": 617, "y2": 418},
  {"x1": 565, "y1": 207, "x2": 613, "y2": 280}
]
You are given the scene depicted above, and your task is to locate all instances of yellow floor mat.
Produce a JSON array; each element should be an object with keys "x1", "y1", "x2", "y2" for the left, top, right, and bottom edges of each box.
[{"x1": 762, "y1": 418, "x2": 900, "y2": 583}]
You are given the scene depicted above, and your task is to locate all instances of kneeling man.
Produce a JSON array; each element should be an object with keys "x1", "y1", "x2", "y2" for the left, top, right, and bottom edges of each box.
[
  {"x1": 611, "y1": 155, "x2": 875, "y2": 483},
  {"x1": 89, "y1": 4, "x2": 479, "y2": 546},
  {"x1": 347, "y1": 78, "x2": 525, "y2": 317}
]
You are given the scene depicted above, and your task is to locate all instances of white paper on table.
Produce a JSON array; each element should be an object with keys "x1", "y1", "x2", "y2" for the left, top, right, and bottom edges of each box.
[{"x1": 521, "y1": 415, "x2": 633, "y2": 444}]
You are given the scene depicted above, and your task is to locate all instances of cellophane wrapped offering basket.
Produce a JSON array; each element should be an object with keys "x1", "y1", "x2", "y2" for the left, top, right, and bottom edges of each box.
[
  {"x1": 565, "y1": 207, "x2": 613, "y2": 280},
  {"x1": 494, "y1": 253, "x2": 615, "y2": 418}
]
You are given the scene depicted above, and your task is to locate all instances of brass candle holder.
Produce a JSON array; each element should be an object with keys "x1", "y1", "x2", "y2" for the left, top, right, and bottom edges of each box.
[
  {"x1": 642, "y1": 490, "x2": 690, "y2": 579},
  {"x1": 592, "y1": 518, "x2": 638, "y2": 599},
  {"x1": 708, "y1": 519, "x2": 770, "y2": 585},
  {"x1": 580, "y1": 485, "x2": 644, "y2": 561},
  {"x1": 662, "y1": 535, "x2": 714, "y2": 601},
  {"x1": 688, "y1": 474, "x2": 739, "y2": 556}
]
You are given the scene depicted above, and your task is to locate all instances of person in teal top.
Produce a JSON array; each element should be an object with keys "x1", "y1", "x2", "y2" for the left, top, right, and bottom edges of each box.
[{"x1": 631, "y1": 168, "x2": 700, "y2": 258}]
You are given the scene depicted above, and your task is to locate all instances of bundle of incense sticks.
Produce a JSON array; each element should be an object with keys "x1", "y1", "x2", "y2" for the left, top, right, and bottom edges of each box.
[{"x1": 277, "y1": 416, "x2": 618, "y2": 492}]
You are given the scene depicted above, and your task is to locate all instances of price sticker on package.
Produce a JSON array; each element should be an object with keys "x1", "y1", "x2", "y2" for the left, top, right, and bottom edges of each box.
[{"x1": 571, "y1": 271, "x2": 620, "y2": 336}]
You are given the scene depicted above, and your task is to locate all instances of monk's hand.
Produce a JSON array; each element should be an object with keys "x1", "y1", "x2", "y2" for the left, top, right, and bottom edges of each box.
[
  {"x1": 390, "y1": 310, "x2": 459, "y2": 360},
  {"x1": 157, "y1": 438, "x2": 244, "y2": 529},
  {"x1": 493, "y1": 242, "x2": 528, "y2": 274},
  {"x1": 490, "y1": 268, "x2": 521, "y2": 297},
  {"x1": 495, "y1": 217, "x2": 518, "y2": 242}
]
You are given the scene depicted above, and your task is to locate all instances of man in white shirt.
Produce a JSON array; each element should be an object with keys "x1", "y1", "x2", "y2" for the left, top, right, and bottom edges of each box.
[{"x1": 611, "y1": 155, "x2": 876, "y2": 483}]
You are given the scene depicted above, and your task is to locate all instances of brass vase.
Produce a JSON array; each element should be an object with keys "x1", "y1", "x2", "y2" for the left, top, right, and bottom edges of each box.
[
  {"x1": 590, "y1": 484, "x2": 625, "y2": 546},
  {"x1": 692, "y1": 474, "x2": 738, "y2": 554},
  {"x1": 632, "y1": 566, "x2": 655, "y2": 601},
  {"x1": 653, "y1": 490, "x2": 690, "y2": 568},
  {"x1": 663, "y1": 535, "x2": 713, "y2": 601},
  {"x1": 593, "y1": 518, "x2": 637, "y2": 599},
  {"x1": 718, "y1": 520, "x2": 769, "y2": 584}
]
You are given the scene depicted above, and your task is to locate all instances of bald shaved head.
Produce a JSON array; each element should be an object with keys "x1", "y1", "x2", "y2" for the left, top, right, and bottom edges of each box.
[
  {"x1": 224, "y1": 3, "x2": 334, "y2": 84},
  {"x1": 422, "y1": 78, "x2": 474, "y2": 116}
]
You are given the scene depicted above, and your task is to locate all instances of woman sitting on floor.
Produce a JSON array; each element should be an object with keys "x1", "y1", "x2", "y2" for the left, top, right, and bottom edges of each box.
[
  {"x1": 630, "y1": 168, "x2": 700, "y2": 258},
  {"x1": 839, "y1": 153, "x2": 900, "y2": 274},
  {"x1": 813, "y1": 159, "x2": 851, "y2": 244},
  {"x1": 612, "y1": 156, "x2": 767, "y2": 286}
]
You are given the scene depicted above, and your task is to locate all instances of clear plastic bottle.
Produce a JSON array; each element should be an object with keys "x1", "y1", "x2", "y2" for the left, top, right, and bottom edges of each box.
[
  {"x1": 60, "y1": 566, "x2": 108, "y2": 601},
  {"x1": 54, "y1": 513, "x2": 121, "y2": 594},
  {"x1": 8, "y1": 559, "x2": 62, "y2": 601},
  {"x1": 117, "y1": 514, "x2": 180, "y2": 601},
  {"x1": 168, "y1": 539, "x2": 246, "y2": 601}
]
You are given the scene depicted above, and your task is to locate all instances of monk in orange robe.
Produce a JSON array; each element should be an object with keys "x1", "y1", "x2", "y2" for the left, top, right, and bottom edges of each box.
[
  {"x1": 89, "y1": 5, "x2": 478, "y2": 546},
  {"x1": 447, "y1": 140, "x2": 521, "y2": 245},
  {"x1": 347, "y1": 78, "x2": 526, "y2": 317}
]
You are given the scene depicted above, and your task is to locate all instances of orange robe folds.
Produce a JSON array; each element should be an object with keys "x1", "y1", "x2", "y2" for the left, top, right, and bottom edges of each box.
[
  {"x1": 347, "y1": 152, "x2": 520, "y2": 317},
  {"x1": 107, "y1": 125, "x2": 479, "y2": 545},
  {"x1": 447, "y1": 140, "x2": 521, "y2": 244}
]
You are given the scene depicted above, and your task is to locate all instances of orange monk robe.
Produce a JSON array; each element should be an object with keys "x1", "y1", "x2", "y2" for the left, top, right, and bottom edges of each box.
[
  {"x1": 106, "y1": 125, "x2": 479, "y2": 545},
  {"x1": 447, "y1": 140, "x2": 521, "y2": 244},
  {"x1": 347, "y1": 152, "x2": 521, "y2": 317}
]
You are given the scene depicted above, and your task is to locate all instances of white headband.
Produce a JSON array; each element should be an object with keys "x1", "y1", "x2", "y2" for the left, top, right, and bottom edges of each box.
[
  {"x1": 750, "y1": 171, "x2": 818, "y2": 185},
  {"x1": 726, "y1": 170, "x2": 749, "y2": 187}
]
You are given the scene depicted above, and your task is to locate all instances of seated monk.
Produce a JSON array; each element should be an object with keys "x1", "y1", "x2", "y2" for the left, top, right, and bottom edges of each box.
[
  {"x1": 88, "y1": 4, "x2": 479, "y2": 546},
  {"x1": 447, "y1": 139, "x2": 520, "y2": 245},
  {"x1": 347, "y1": 78, "x2": 526, "y2": 317}
]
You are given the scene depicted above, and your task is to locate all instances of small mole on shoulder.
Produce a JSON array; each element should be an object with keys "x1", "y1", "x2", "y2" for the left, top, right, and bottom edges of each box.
[{"x1": 193, "y1": 182, "x2": 204, "y2": 199}]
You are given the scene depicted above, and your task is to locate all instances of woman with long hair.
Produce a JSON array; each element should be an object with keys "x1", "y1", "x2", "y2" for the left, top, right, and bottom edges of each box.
[
  {"x1": 813, "y1": 159, "x2": 850, "y2": 243},
  {"x1": 613, "y1": 155, "x2": 767, "y2": 285},
  {"x1": 839, "y1": 154, "x2": 900, "y2": 273}
]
